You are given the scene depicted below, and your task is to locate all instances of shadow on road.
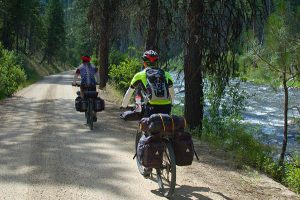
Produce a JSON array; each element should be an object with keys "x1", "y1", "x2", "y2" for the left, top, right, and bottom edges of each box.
[
  {"x1": 0, "y1": 88, "x2": 243, "y2": 199},
  {"x1": 0, "y1": 95, "x2": 137, "y2": 199},
  {"x1": 150, "y1": 184, "x2": 232, "y2": 200}
]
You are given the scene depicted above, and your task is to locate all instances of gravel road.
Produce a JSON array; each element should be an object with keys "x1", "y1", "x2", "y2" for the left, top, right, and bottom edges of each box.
[{"x1": 0, "y1": 71, "x2": 299, "y2": 200}]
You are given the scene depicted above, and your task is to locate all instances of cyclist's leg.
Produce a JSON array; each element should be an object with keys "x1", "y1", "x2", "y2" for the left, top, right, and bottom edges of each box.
[{"x1": 80, "y1": 85, "x2": 85, "y2": 98}]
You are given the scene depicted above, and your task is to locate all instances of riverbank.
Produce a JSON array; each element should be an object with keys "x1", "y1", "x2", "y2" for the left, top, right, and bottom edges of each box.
[{"x1": 105, "y1": 81, "x2": 300, "y2": 194}]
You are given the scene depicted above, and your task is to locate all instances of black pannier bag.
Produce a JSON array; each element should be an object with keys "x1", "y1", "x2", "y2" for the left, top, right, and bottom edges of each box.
[
  {"x1": 120, "y1": 110, "x2": 143, "y2": 121},
  {"x1": 139, "y1": 114, "x2": 186, "y2": 133},
  {"x1": 173, "y1": 131, "x2": 194, "y2": 166},
  {"x1": 94, "y1": 97, "x2": 105, "y2": 112},
  {"x1": 137, "y1": 134, "x2": 164, "y2": 168},
  {"x1": 75, "y1": 96, "x2": 87, "y2": 112},
  {"x1": 75, "y1": 96, "x2": 81, "y2": 111}
]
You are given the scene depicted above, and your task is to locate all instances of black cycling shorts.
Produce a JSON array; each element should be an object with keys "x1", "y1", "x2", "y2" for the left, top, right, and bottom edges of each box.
[{"x1": 144, "y1": 104, "x2": 172, "y2": 117}]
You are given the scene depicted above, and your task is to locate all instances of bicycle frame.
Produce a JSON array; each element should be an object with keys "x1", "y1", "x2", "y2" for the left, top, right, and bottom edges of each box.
[
  {"x1": 85, "y1": 97, "x2": 95, "y2": 130},
  {"x1": 73, "y1": 83, "x2": 98, "y2": 130}
]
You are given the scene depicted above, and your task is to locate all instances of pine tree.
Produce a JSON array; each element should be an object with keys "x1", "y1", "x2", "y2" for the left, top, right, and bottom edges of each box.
[
  {"x1": 248, "y1": 0, "x2": 300, "y2": 165},
  {"x1": 43, "y1": 0, "x2": 65, "y2": 64}
]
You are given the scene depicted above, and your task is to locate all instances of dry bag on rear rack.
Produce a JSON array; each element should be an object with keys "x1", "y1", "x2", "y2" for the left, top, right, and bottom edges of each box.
[
  {"x1": 173, "y1": 131, "x2": 194, "y2": 166},
  {"x1": 139, "y1": 114, "x2": 186, "y2": 133},
  {"x1": 94, "y1": 97, "x2": 105, "y2": 112},
  {"x1": 137, "y1": 134, "x2": 164, "y2": 168}
]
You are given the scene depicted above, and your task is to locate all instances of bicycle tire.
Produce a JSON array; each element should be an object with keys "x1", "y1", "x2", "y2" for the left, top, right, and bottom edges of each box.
[
  {"x1": 156, "y1": 142, "x2": 176, "y2": 198},
  {"x1": 89, "y1": 99, "x2": 94, "y2": 130}
]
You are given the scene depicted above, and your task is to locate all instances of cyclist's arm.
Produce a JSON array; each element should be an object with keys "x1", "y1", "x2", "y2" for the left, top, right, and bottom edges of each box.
[
  {"x1": 73, "y1": 69, "x2": 80, "y2": 84},
  {"x1": 165, "y1": 71, "x2": 175, "y2": 104},
  {"x1": 121, "y1": 87, "x2": 134, "y2": 108},
  {"x1": 94, "y1": 67, "x2": 100, "y2": 84},
  {"x1": 121, "y1": 73, "x2": 141, "y2": 107}
]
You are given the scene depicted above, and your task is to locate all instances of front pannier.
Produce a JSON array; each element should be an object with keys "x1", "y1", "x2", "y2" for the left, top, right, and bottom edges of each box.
[
  {"x1": 94, "y1": 97, "x2": 105, "y2": 112},
  {"x1": 75, "y1": 96, "x2": 87, "y2": 112},
  {"x1": 137, "y1": 134, "x2": 164, "y2": 168},
  {"x1": 120, "y1": 110, "x2": 143, "y2": 121},
  {"x1": 173, "y1": 131, "x2": 194, "y2": 166}
]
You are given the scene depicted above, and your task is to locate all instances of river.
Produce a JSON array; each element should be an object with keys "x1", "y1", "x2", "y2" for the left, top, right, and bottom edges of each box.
[{"x1": 172, "y1": 74, "x2": 300, "y2": 155}]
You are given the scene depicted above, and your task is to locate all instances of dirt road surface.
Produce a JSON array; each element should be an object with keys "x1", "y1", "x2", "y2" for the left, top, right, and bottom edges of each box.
[{"x1": 0, "y1": 71, "x2": 299, "y2": 200}]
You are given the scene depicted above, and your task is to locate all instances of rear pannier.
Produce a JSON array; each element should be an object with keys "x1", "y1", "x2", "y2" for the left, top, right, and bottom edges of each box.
[
  {"x1": 75, "y1": 96, "x2": 87, "y2": 112},
  {"x1": 137, "y1": 134, "x2": 164, "y2": 168},
  {"x1": 94, "y1": 97, "x2": 105, "y2": 112},
  {"x1": 173, "y1": 131, "x2": 194, "y2": 166}
]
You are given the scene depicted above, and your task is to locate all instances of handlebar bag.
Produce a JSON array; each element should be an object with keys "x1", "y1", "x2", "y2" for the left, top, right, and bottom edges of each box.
[
  {"x1": 137, "y1": 134, "x2": 164, "y2": 168},
  {"x1": 173, "y1": 131, "x2": 194, "y2": 166},
  {"x1": 120, "y1": 110, "x2": 143, "y2": 121}
]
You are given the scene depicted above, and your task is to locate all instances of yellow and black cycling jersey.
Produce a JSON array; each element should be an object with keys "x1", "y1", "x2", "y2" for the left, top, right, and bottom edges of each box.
[{"x1": 129, "y1": 68, "x2": 174, "y2": 105}]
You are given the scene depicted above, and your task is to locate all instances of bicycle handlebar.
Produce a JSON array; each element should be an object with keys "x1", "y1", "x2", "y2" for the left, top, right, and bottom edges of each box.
[{"x1": 72, "y1": 83, "x2": 100, "y2": 87}]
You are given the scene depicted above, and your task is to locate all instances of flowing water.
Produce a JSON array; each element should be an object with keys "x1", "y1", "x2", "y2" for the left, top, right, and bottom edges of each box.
[{"x1": 172, "y1": 74, "x2": 300, "y2": 155}]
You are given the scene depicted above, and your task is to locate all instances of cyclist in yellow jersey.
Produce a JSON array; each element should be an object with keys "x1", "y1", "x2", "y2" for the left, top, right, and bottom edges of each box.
[{"x1": 121, "y1": 50, "x2": 175, "y2": 117}]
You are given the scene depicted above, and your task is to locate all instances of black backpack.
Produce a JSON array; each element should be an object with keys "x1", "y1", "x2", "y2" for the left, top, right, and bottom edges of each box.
[
  {"x1": 137, "y1": 134, "x2": 164, "y2": 168},
  {"x1": 145, "y1": 68, "x2": 169, "y2": 101}
]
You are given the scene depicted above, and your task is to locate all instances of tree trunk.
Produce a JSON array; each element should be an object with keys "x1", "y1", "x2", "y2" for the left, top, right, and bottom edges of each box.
[
  {"x1": 98, "y1": 0, "x2": 110, "y2": 89},
  {"x1": 184, "y1": 0, "x2": 204, "y2": 130},
  {"x1": 145, "y1": 0, "x2": 158, "y2": 50},
  {"x1": 2, "y1": 13, "x2": 12, "y2": 50},
  {"x1": 16, "y1": 32, "x2": 19, "y2": 53},
  {"x1": 279, "y1": 72, "x2": 289, "y2": 165}
]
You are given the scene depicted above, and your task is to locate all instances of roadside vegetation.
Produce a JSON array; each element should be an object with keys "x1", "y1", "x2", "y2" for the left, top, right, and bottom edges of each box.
[
  {"x1": 0, "y1": 43, "x2": 26, "y2": 99},
  {"x1": 1, "y1": 0, "x2": 299, "y2": 195}
]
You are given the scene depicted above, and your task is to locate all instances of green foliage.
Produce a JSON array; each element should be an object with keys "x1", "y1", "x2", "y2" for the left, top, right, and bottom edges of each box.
[
  {"x1": 65, "y1": 0, "x2": 95, "y2": 66},
  {"x1": 168, "y1": 53, "x2": 184, "y2": 71},
  {"x1": 199, "y1": 79, "x2": 284, "y2": 180},
  {"x1": 203, "y1": 81, "x2": 249, "y2": 137},
  {"x1": 284, "y1": 157, "x2": 300, "y2": 193},
  {"x1": 108, "y1": 58, "x2": 141, "y2": 92},
  {"x1": 109, "y1": 49, "x2": 128, "y2": 66},
  {"x1": 171, "y1": 104, "x2": 184, "y2": 116},
  {"x1": 244, "y1": 1, "x2": 300, "y2": 85},
  {"x1": 109, "y1": 46, "x2": 142, "y2": 66},
  {"x1": 91, "y1": 54, "x2": 98, "y2": 66},
  {"x1": 44, "y1": 0, "x2": 65, "y2": 64},
  {"x1": 0, "y1": 0, "x2": 45, "y2": 54},
  {"x1": 0, "y1": 43, "x2": 26, "y2": 98}
]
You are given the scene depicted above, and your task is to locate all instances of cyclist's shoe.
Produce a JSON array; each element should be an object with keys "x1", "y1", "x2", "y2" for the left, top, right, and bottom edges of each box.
[
  {"x1": 93, "y1": 116, "x2": 97, "y2": 122},
  {"x1": 142, "y1": 168, "x2": 152, "y2": 179}
]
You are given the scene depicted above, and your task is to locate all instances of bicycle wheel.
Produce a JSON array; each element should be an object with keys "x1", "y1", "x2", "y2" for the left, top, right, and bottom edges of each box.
[
  {"x1": 156, "y1": 142, "x2": 176, "y2": 198},
  {"x1": 88, "y1": 99, "x2": 94, "y2": 130},
  {"x1": 135, "y1": 131, "x2": 145, "y2": 175}
]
